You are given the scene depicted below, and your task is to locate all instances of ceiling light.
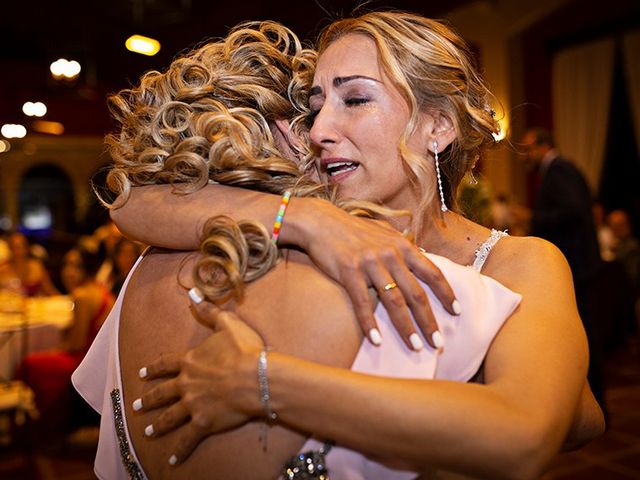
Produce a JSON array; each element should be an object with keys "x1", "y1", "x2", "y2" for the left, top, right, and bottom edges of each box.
[
  {"x1": 1, "y1": 124, "x2": 27, "y2": 139},
  {"x1": 23, "y1": 101, "x2": 47, "y2": 117},
  {"x1": 50, "y1": 58, "x2": 81, "y2": 80},
  {"x1": 0, "y1": 140, "x2": 11, "y2": 153},
  {"x1": 32, "y1": 120, "x2": 64, "y2": 135},
  {"x1": 125, "y1": 35, "x2": 161, "y2": 56}
]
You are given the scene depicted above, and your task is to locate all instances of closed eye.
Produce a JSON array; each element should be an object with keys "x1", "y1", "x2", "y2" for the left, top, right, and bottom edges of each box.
[{"x1": 345, "y1": 97, "x2": 369, "y2": 106}]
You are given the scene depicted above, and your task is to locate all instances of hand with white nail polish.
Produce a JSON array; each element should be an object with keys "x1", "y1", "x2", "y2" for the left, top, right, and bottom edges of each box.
[{"x1": 127, "y1": 292, "x2": 266, "y2": 468}]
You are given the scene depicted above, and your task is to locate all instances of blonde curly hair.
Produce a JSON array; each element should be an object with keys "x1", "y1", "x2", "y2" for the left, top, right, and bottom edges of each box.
[
  {"x1": 105, "y1": 21, "x2": 399, "y2": 302},
  {"x1": 309, "y1": 11, "x2": 500, "y2": 217}
]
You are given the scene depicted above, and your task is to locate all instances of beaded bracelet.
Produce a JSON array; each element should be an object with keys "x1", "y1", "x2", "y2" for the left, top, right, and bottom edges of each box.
[{"x1": 271, "y1": 190, "x2": 292, "y2": 245}]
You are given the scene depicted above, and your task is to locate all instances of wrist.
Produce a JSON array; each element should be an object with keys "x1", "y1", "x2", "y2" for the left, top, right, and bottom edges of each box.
[
  {"x1": 279, "y1": 196, "x2": 329, "y2": 251},
  {"x1": 233, "y1": 350, "x2": 265, "y2": 417}
]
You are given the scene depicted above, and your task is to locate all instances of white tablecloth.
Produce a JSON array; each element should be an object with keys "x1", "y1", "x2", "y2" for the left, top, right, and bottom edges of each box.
[{"x1": 0, "y1": 294, "x2": 74, "y2": 380}]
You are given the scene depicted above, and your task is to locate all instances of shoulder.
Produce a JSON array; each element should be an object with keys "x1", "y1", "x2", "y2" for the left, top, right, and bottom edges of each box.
[
  {"x1": 484, "y1": 235, "x2": 572, "y2": 292},
  {"x1": 496, "y1": 235, "x2": 566, "y2": 263}
]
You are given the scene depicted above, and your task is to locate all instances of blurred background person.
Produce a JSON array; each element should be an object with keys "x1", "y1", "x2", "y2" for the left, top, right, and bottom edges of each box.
[
  {"x1": 93, "y1": 220, "x2": 124, "y2": 288},
  {"x1": 608, "y1": 209, "x2": 640, "y2": 292},
  {"x1": 0, "y1": 229, "x2": 10, "y2": 264},
  {"x1": 593, "y1": 201, "x2": 616, "y2": 262},
  {"x1": 0, "y1": 231, "x2": 59, "y2": 296},
  {"x1": 106, "y1": 237, "x2": 144, "y2": 295},
  {"x1": 17, "y1": 241, "x2": 114, "y2": 438},
  {"x1": 607, "y1": 209, "x2": 640, "y2": 331},
  {"x1": 517, "y1": 127, "x2": 605, "y2": 410}
]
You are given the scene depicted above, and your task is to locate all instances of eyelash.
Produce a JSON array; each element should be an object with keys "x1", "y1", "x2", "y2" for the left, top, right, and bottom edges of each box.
[
  {"x1": 306, "y1": 97, "x2": 370, "y2": 126},
  {"x1": 345, "y1": 97, "x2": 369, "y2": 106}
]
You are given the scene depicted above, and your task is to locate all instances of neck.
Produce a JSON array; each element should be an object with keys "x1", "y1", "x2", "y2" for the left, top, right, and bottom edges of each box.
[{"x1": 414, "y1": 204, "x2": 492, "y2": 266}]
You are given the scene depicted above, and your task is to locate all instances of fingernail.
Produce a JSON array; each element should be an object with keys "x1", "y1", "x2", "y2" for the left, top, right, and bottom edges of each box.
[
  {"x1": 144, "y1": 424, "x2": 154, "y2": 437},
  {"x1": 409, "y1": 333, "x2": 424, "y2": 351},
  {"x1": 132, "y1": 398, "x2": 143, "y2": 411},
  {"x1": 432, "y1": 330, "x2": 444, "y2": 349},
  {"x1": 138, "y1": 367, "x2": 147, "y2": 379},
  {"x1": 169, "y1": 454, "x2": 178, "y2": 465},
  {"x1": 188, "y1": 287, "x2": 204, "y2": 304},
  {"x1": 368, "y1": 328, "x2": 382, "y2": 346},
  {"x1": 452, "y1": 299, "x2": 462, "y2": 315}
]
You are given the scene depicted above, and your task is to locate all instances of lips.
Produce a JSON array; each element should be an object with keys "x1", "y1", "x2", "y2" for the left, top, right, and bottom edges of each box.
[
  {"x1": 322, "y1": 158, "x2": 360, "y2": 180},
  {"x1": 326, "y1": 161, "x2": 358, "y2": 176}
]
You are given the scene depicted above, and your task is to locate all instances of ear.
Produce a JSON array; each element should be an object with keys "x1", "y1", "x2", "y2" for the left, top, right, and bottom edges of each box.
[
  {"x1": 274, "y1": 119, "x2": 304, "y2": 154},
  {"x1": 274, "y1": 118, "x2": 291, "y2": 140},
  {"x1": 420, "y1": 112, "x2": 456, "y2": 152}
]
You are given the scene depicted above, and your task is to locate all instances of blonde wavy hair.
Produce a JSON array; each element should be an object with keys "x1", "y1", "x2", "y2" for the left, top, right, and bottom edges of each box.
[
  {"x1": 307, "y1": 11, "x2": 500, "y2": 216},
  {"x1": 105, "y1": 21, "x2": 399, "y2": 302}
]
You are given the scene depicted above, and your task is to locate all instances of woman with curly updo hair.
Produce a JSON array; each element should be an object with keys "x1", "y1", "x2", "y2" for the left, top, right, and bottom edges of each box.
[
  {"x1": 75, "y1": 19, "x2": 467, "y2": 479},
  {"x1": 78, "y1": 13, "x2": 603, "y2": 480}
]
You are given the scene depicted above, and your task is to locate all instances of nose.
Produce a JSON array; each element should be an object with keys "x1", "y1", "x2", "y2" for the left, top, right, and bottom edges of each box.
[{"x1": 309, "y1": 104, "x2": 337, "y2": 150}]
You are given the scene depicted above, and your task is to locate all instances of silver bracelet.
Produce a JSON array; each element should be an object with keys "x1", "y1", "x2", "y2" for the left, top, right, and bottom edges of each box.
[
  {"x1": 258, "y1": 348, "x2": 277, "y2": 452},
  {"x1": 258, "y1": 349, "x2": 278, "y2": 423}
]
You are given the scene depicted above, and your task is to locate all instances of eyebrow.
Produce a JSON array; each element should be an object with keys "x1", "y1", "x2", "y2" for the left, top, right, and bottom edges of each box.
[{"x1": 309, "y1": 75, "x2": 381, "y2": 97}]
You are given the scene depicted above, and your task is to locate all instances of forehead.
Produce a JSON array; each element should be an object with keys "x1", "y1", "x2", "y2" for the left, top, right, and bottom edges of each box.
[{"x1": 315, "y1": 33, "x2": 382, "y2": 80}]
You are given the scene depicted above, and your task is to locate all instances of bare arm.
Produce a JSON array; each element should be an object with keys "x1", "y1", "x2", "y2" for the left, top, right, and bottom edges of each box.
[
  {"x1": 266, "y1": 240, "x2": 587, "y2": 478},
  {"x1": 141, "y1": 239, "x2": 593, "y2": 479},
  {"x1": 111, "y1": 184, "x2": 459, "y2": 349},
  {"x1": 111, "y1": 185, "x2": 282, "y2": 250},
  {"x1": 563, "y1": 382, "x2": 605, "y2": 451}
]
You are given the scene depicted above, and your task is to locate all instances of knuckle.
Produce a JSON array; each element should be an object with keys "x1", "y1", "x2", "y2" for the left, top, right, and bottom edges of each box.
[
  {"x1": 353, "y1": 293, "x2": 371, "y2": 309},
  {"x1": 146, "y1": 389, "x2": 161, "y2": 404},
  {"x1": 341, "y1": 258, "x2": 360, "y2": 274},
  {"x1": 387, "y1": 291, "x2": 406, "y2": 308},
  {"x1": 411, "y1": 290, "x2": 428, "y2": 306},
  {"x1": 191, "y1": 412, "x2": 212, "y2": 431},
  {"x1": 176, "y1": 375, "x2": 190, "y2": 393},
  {"x1": 159, "y1": 410, "x2": 175, "y2": 427},
  {"x1": 360, "y1": 251, "x2": 377, "y2": 267},
  {"x1": 380, "y1": 247, "x2": 400, "y2": 263},
  {"x1": 429, "y1": 265, "x2": 445, "y2": 281}
]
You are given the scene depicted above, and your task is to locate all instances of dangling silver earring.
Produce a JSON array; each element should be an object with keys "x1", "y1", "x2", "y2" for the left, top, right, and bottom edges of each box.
[{"x1": 434, "y1": 141, "x2": 448, "y2": 212}]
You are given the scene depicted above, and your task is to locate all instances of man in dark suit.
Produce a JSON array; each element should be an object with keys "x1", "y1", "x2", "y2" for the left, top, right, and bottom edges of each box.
[
  {"x1": 521, "y1": 127, "x2": 605, "y2": 408},
  {"x1": 521, "y1": 128, "x2": 601, "y2": 284}
]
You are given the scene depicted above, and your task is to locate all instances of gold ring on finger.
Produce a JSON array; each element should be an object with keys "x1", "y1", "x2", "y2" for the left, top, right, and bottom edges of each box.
[{"x1": 379, "y1": 282, "x2": 397, "y2": 294}]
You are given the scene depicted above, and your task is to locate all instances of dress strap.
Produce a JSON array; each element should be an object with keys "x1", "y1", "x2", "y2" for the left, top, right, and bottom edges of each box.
[{"x1": 471, "y1": 229, "x2": 508, "y2": 272}]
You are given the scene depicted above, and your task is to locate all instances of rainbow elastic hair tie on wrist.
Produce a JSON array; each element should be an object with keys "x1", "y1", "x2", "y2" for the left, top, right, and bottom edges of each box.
[{"x1": 271, "y1": 190, "x2": 292, "y2": 245}]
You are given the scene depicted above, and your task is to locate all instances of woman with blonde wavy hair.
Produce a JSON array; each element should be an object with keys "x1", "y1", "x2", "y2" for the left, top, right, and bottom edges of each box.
[
  {"x1": 78, "y1": 12, "x2": 603, "y2": 480},
  {"x1": 73, "y1": 19, "x2": 477, "y2": 479}
]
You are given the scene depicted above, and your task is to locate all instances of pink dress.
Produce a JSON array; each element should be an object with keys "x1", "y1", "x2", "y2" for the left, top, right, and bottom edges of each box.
[{"x1": 73, "y1": 233, "x2": 520, "y2": 480}]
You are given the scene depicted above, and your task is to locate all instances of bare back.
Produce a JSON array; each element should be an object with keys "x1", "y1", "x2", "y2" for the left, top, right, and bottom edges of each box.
[{"x1": 120, "y1": 249, "x2": 362, "y2": 479}]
